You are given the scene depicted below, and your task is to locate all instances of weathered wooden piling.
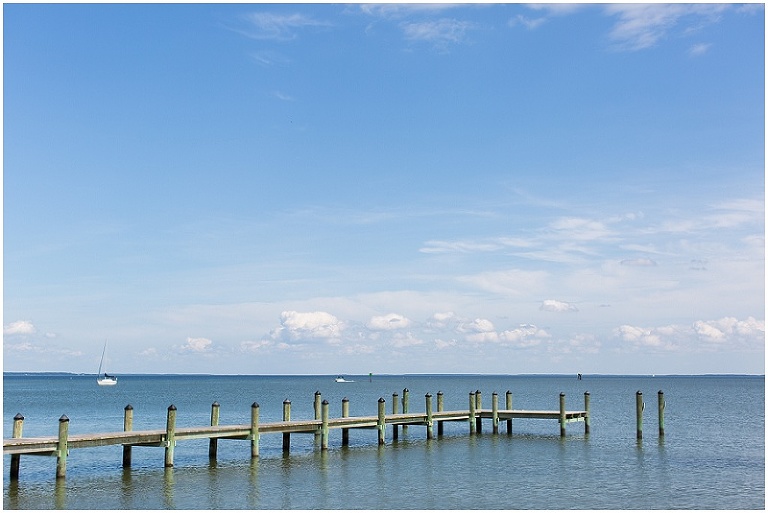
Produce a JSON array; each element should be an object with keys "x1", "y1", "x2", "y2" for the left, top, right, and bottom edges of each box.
[
  {"x1": 506, "y1": 391, "x2": 513, "y2": 434},
  {"x1": 10, "y1": 414, "x2": 24, "y2": 480},
  {"x1": 425, "y1": 394, "x2": 434, "y2": 440},
  {"x1": 636, "y1": 391, "x2": 644, "y2": 440},
  {"x1": 123, "y1": 405, "x2": 133, "y2": 467},
  {"x1": 377, "y1": 398, "x2": 386, "y2": 445},
  {"x1": 559, "y1": 393, "x2": 566, "y2": 437},
  {"x1": 437, "y1": 391, "x2": 444, "y2": 436},
  {"x1": 321, "y1": 400, "x2": 330, "y2": 450},
  {"x1": 392, "y1": 392, "x2": 399, "y2": 440},
  {"x1": 475, "y1": 390, "x2": 483, "y2": 433},
  {"x1": 584, "y1": 392, "x2": 590, "y2": 435},
  {"x1": 314, "y1": 391, "x2": 322, "y2": 444},
  {"x1": 658, "y1": 390, "x2": 665, "y2": 438},
  {"x1": 56, "y1": 415, "x2": 69, "y2": 478},
  {"x1": 401, "y1": 389, "x2": 409, "y2": 435},
  {"x1": 341, "y1": 398, "x2": 350, "y2": 446},
  {"x1": 468, "y1": 391, "x2": 476, "y2": 434},
  {"x1": 209, "y1": 402, "x2": 220, "y2": 459},
  {"x1": 164, "y1": 405, "x2": 176, "y2": 467},
  {"x1": 492, "y1": 392, "x2": 499, "y2": 434},
  {"x1": 282, "y1": 399, "x2": 291, "y2": 452},
  {"x1": 250, "y1": 402, "x2": 260, "y2": 458}
]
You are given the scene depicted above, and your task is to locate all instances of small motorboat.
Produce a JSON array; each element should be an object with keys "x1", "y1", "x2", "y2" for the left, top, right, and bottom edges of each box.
[{"x1": 335, "y1": 376, "x2": 354, "y2": 383}]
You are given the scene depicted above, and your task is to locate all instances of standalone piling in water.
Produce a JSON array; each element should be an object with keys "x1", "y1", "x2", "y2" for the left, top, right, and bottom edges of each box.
[
  {"x1": 10, "y1": 414, "x2": 24, "y2": 480},
  {"x1": 56, "y1": 415, "x2": 69, "y2": 479},
  {"x1": 636, "y1": 391, "x2": 644, "y2": 440},
  {"x1": 209, "y1": 402, "x2": 220, "y2": 460},
  {"x1": 506, "y1": 391, "x2": 513, "y2": 434},
  {"x1": 584, "y1": 392, "x2": 591, "y2": 435},
  {"x1": 164, "y1": 405, "x2": 177, "y2": 468},
  {"x1": 492, "y1": 392, "x2": 499, "y2": 434},
  {"x1": 123, "y1": 405, "x2": 133, "y2": 468},
  {"x1": 658, "y1": 390, "x2": 665, "y2": 438}
]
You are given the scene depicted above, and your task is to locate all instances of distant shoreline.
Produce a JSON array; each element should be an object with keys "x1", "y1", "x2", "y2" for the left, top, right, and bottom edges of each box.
[{"x1": 3, "y1": 371, "x2": 764, "y2": 378}]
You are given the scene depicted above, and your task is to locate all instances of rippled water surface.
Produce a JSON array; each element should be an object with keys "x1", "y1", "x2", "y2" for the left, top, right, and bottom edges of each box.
[{"x1": 3, "y1": 374, "x2": 764, "y2": 509}]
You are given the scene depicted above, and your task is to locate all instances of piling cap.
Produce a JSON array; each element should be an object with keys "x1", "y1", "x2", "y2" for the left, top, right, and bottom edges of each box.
[
  {"x1": 212, "y1": 401, "x2": 220, "y2": 407},
  {"x1": 378, "y1": 397, "x2": 385, "y2": 403},
  {"x1": 322, "y1": 399, "x2": 329, "y2": 405},
  {"x1": 59, "y1": 415, "x2": 69, "y2": 422},
  {"x1": 252, "y1": 402, "x2": 259, "y2": 408},
  {"x1": 168, "y1": 404, "x2": 177, "y2": 411},
  {"x1": 125, "y1": 404, "x2": 134, "y2": 410},
  {"x1": 342, "y1": 397, "x2": 349, "y2": 402},
  {"x1": 14, "y1": 413, "x2": 24, "y2": 421},
  {"x1": 283, "y1": 399, "x2": 291, "y2": 404}
]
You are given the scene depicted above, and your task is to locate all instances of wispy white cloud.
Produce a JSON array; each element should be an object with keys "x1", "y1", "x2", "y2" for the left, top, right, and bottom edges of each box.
[
  {"x1": 182, "y1": 336, "x2": 213, "y2": 353},
  {"x1": 4, "y1": 320, "x2": 36, "y2": 335},
  {"x1": 400, "y1": 18, "x2": 477, "y2": 49},
  {"x1": 604, "y1": 4, "x2": 729, "y2": 51},
  {"x1": 236, "y1": 12, "x2": 331, "y2": 41}
]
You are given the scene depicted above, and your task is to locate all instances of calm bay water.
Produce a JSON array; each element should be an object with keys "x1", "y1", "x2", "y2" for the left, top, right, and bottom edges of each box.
[{"x1": 3, "y1": 373, "x2": 764, "y2": 509}]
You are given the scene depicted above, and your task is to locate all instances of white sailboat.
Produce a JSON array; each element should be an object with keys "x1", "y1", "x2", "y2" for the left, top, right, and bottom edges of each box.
[{"x1": 97, "y1": 341, "x2": 117, "y2": 386}]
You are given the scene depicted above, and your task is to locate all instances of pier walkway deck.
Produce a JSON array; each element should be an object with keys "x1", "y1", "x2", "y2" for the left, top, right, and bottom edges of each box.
[{"x1": 5, "y1": 390, "x2": 592, "y2": 480}]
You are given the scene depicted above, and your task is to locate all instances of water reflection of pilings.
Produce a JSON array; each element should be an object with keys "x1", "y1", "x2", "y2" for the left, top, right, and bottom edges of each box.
[{"x1": 163, "y1": 468, "x2": 175, "y2": 509}]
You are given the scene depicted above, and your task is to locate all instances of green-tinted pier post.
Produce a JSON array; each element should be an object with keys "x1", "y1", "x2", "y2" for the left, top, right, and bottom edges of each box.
[
  {"x1": 377, "y1": 398, "x2": 386, "y2": 445},
  {"x1": 492, "y1": 392, "x2": 499, "y2": 434},
  {"x1": 475, "y1": 390, "x2": 483, "y2": 433},
  {"x1": 321, "y1": 400, "x2": 330, "y2": 450},
  {"x1": 123, "y1": 405, "x2": 133, "y2": 468},
  {"x1": 282, "y1": 399, "x2": 291, "y2": 452},
  {"x1": 584, "y1": 392, "x2": 591, "y2": 435},
  {"x1": 392, "y1": 392, "x2": 399, "y2": 440},
  {"x1": 208, "y1": 402, "x2": 220, "y2": 460},
  {"x1": 314, "y1": 391, "x2": 322, "y2": 444},
  {"x1": 658, "y1": 390, "x2": 665, "y2": 438},
  {"x1": 425, "y1": 393, "x2": 434, "y2": 440},
  {"x1": 468, "y1": 391, "x2": 476, "y2": 434},
  {"x1": 164, "y1": 405, "x2": 177, "y2": 467},
  {"x1": 636, "y1": 391, "x2": 644, "y2": 440},
  {"x1": 341, "y1": 397, "x2": 350, "y2": 446},
  {"x1": 559, "y1": 393, "x2": 566, "y2": 437},
  {"x1": 250, "y1": 402, "x2": 260, "y2": 458},
  {"x1": 56, "y1": 415, "x2": 69, "y2": 479},
  {"x1": 437, "y1": 391, "x2": 444, "y2": 436},
  {"x1": 505, "y1": 391, "x2": 513, "y2": 434},
  {"x1": 10, "y1": 413, "x2": 24, "y2": 480},
  {"x1": 402, "y1": 389, "x2": 409, "y2": 435}
]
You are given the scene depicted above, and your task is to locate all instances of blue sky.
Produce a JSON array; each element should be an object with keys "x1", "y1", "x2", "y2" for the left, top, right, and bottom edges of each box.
[{"x1": 3, "y1": 3, "x2": 765, "y2": 375}]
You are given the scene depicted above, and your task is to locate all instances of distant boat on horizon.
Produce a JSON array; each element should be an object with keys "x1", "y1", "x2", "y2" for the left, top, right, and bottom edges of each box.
[
  {"x1": 335, "y1": 376, "x2": 354, "y2": 383},
  {"x1": 97, "y1": 341, "x2": 117, "y2": 386}
]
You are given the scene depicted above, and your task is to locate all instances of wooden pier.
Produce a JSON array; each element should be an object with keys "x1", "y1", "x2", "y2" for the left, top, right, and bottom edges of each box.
[{"x1": 5, "y1": 390, "x2": 591, "y2": 481}]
